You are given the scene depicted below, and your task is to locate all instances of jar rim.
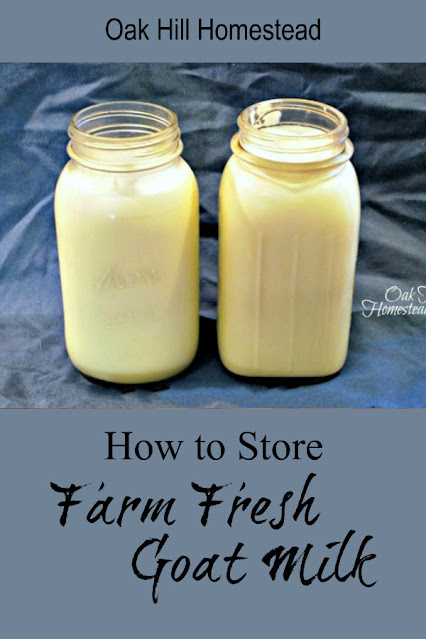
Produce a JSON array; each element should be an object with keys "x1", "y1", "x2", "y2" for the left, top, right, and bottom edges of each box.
[
  {"x1": 67, "y1": 100, "x2": 183, "y2": 171},
  {"x1": 69, "y1": 100, "x2": 179, "y2": 150},
  {"x1": 237, "y1": 98, "x2": 350, "y2": 163},
  {"x1": 239, "y1": 98, "x2": 348, "y2": 138}
]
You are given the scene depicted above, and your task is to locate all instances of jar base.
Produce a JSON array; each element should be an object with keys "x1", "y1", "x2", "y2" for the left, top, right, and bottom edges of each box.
[
  {"x1": 69, "y1": 355, "x2": 197, "y2": 386},
  {"x1": 219, "y1": 353, "x2": 346, "y2": 379}
]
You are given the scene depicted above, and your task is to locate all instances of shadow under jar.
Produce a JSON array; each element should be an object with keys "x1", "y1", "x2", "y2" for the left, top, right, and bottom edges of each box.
[
  {"x1": 55, "y1": 101, "x2": 199, "y2": 384},
  {"x1": 218, "y1": 99, "x2": 360, "y2": 377}
]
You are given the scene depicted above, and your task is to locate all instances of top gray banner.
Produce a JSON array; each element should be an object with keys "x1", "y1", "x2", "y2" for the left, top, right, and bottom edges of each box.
[{"x1": 0, "y1": 0, "x2": 425, "y2": 62}]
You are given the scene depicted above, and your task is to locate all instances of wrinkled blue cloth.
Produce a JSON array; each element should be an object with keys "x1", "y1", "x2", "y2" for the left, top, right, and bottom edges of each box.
[{"x1": 0, "y1": 63, "x2": 425, "y2": 407}]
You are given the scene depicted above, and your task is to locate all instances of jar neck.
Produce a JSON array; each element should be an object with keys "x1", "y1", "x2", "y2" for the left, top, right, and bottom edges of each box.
[
  {"x1": 67, "y1": 101, "x2": 183, "y2": 172},
  {"x1": 235, "y1": 98, "x2": 353, "y2": 170}
]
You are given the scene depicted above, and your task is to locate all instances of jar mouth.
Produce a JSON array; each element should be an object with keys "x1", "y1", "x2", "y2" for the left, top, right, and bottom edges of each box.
[
  {"x1": 68, "y1": 101, "x2": 183, "y2": 171},
  {"x1": 237, "y1": 98, "x2": 350, "y2": 163}
]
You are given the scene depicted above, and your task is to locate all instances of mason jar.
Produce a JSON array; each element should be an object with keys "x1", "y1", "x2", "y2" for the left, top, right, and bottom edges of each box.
[
  {"x1": 55, "y1": 101, "x2": 199, "y2": 384},
  {"x1": 218, "y1": 98, "x2": 360, "y2": 377}
]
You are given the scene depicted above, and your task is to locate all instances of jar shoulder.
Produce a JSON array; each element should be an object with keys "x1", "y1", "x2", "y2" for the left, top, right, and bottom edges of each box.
[
  {"x1": 219, "y1": 155, "x2": 360, "y2": 227},
  {"x1": 55, "y1": 157, "x2": 198, "y2": 201},
  {"x1": 220, "y1": 155, "x2": 360, "y2": 198},
  {"x1": 223, "y1": 153, "x2": 358, "y2": 182}
]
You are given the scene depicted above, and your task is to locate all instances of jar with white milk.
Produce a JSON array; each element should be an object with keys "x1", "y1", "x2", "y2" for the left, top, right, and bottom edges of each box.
[
  {"x1": 55, "y1": 101, "x2": 199, "y2": 384},
  {"x1": 218, "y1": 99, "x2": 360, "y2": 377}
]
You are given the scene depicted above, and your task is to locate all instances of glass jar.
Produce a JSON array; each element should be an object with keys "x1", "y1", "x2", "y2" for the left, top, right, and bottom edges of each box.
[
  {"x1": 55, "y1": 101, "x2": 199, "y2": 384},
  {"x1": 218, "y1": 98, "x2": 360, "y2": 377}
]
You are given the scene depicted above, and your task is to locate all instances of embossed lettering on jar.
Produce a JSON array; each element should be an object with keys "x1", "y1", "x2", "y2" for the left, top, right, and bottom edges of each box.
[
  {"x1": 218, "y1": 99, "x2": 360, "y2": 377},
  {"x1": 55, "y1": 101, "x2": 199, "y2": 384}
]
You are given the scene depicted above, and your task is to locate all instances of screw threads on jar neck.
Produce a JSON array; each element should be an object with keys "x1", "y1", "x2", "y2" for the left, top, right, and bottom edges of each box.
[
  {"x1": 236, "y1": 98, "x2": 352, "y2": 166},
  {"x1": 68, "y1": 101, "x2": 183, "y2": 171}
]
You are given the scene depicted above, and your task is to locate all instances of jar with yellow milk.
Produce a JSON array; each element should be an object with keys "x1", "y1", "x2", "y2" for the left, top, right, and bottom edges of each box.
[
  {"x1": 218, "y1": 99, "x2": 360, "y2": 377},
  {"x1": 55, "y1": 101, "x2": 199, "y2": 384}
]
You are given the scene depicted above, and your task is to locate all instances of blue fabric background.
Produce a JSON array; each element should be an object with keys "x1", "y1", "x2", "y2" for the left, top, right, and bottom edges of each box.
[{"x1": 0, "y1": 63, "x2": 425, "y2": 407}]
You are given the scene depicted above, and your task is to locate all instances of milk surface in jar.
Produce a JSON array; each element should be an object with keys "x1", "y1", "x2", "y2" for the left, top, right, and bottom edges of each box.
[
  {"x1": 55, "y1": 101, "x2": 199, "y2": 384},
  {"x1": 218, "y1": 99, "x2": 360, "y2": 377}
]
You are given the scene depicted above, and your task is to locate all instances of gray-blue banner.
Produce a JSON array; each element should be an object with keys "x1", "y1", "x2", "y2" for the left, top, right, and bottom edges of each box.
[{"x1": 0, "y1": 0, "x2": 425, "y2": 62}]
